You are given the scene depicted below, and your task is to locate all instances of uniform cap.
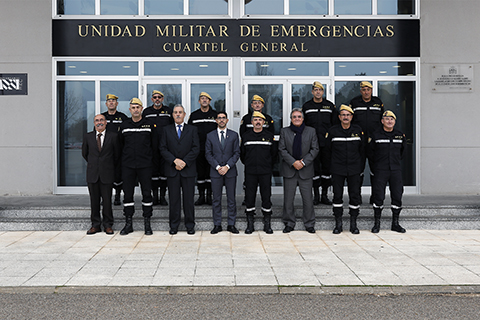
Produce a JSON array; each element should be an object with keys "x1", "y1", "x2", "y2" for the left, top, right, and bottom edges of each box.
[
  {"x1": 252, "y1": 111, "x2": 266, "y2": 120},
  {"x1": 383, "y1": 110, "x2": 396, "y2": 119},
  {"x1": 360, "y1": 81, "x2": 373, "y2": 88},
  {"x1": 199, "y1": 92, "x2": 212, "y2": 100},
  {"x1": 152, "y1": 90, "x2": 164, "y2": 97},
  {"x1": 129, "y1": 97, "x2": 143, "y2": 106},
  {"x1": 106, "y1": 94, "x2": 118, "y2": 100},
  {"x1": 312, "y1": 81, "x2": 324, "y2": 90},
  {"x1": 251, "y1": 95, "x2": 265, "y2": 104},
  {"x1": 339, "y1": 104, "x2": 354, "y2": 114}
]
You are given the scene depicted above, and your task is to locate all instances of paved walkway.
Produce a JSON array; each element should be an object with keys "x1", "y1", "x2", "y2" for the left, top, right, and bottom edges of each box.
[{"x1": 1, "y1": 229, "x2": 480, "y2": 292}]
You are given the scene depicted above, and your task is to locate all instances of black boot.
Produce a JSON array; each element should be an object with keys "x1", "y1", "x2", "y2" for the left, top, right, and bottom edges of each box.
[
  {"x1": 152, "y1": 187, "x2": 159, "y2": 206},
  {"x1": 320, "y1": 191, "x2": 332, "y2": 205},
  {"x1": 195, "y1": 185, "x2": 205, "y2": 205},
  {"x1": 144, "y1": 216, "x2": 153, "y2": 235},
  {"x1": 206, "y1": 185, "x2": 212, "y2": 205},
  {"x1": 263, "y1": 214, "x2": 273, "y2": 234},
  {"x1": 350, "y1": 213, "x2": 360, "y2": 234},
  {"x1": 114, "y1": 190, "x2": 121, "y2": 206},
  {"x1": 391, "y1": 209, "x2": 406, "y2": 233},
  {"x1": 333, "y1": 215, "x2": 343, "y2": 234},
  {"x1": 120, "y1": 215, "x2": 133, "y2": 235},
  {"x1": 245, "y1": 214, "x2": 255, "y2": 234},
  {"x1": 313, "y1": 187, "x2": 320, "y2": 205},
  {"x1": 371, "y1": 207, "x2": 382, "y2": 233},
  {"x1": 159, "y1": 186, "x2": 168, "y2": 206}
]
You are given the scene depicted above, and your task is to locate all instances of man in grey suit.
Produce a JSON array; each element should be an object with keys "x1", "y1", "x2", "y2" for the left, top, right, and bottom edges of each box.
[
  {"x1": 205, "y1": 111, "x2": 241, "y2": 234},
  {"x1": 279, "y1": 108, "x2": 319, "y2": 233}
]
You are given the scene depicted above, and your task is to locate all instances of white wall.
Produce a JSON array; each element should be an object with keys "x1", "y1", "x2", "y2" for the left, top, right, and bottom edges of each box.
[{"x1": 0, "y1": 0, "x2": 53, "y2": 195}]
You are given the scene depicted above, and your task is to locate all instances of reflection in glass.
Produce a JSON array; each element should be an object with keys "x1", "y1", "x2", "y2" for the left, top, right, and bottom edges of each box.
[
  {"x1": 335, "y1": 62, "x2": 415, "y2": 76},
  {"x1": 58, "y1": 81, "x2": 95, "y2": 186},
  {"x1": 57, "y1": 0, "x2": 95, "y2": 15},
  {"x1": 190, "y1": 0, "x2": 228, "y2": 15},
  {"x1": 378, "y1": 81, "x2": 415, "y2": 186},
  {"x1": 145, "y1": 0, "x2": 183, "y2": 15},
  {"x1": 100, "y1": 81, "x2": 138, "y2": 115},
  {"x1": 245, "y1": 0, "x2": 283, "y2": 15},
  {"x1": 190, "y1": 84, "x2": 226, "y2": 113},
  {"x1": 101, "y1": 0, "x2": 138, "y2": 15},
  {"x1": 146, "y1": 84, "x2": 182, "y2": 109},
  {"x1": 57, "y1": 62, "x2": 138, "y2": 76},
  {"x1": 334, "y1": 0, "x2": 371, "y2": 15},
  {"x1": 245, "y1": 61, "x2": 328, "y2": 76},
  {"x1": 378, "y1": 0, "x2": 415, "y2": 14},
  {"x1": 292, "y1": 83, "x2": 328, "y2": 110},
  {"x1": 290, "y1": 0, "x2": 328, "y2": 15},
  {"x1": 145, "y1": 61, "x2": 228, "y2": 76}
]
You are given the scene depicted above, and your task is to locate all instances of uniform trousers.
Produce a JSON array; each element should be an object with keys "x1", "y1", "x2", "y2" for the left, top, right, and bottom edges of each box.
[
  {"x1": 211, "y1": 175, "x2": 237, "y2": 226},
  {"x1": 88, "y1": 181, "x2": 114, "y2": 229},
  {"x1": 122, "y1": 166, "x2": 153, "y2": 217},
  {"x1": 167, "y1": 175, "x2": 196, "y2": 230},
  {"x1": 244, "y1": 173, "x2": 272, "y2": 215},
  {"x1": 313, "y1": 146, "x2": 332, "y2": 189},
  {"x1": 282, "y1": 171, "x2": 315, "y2": 229},
  {"x1": 332, "y1": 173, "x2": 361, "y2": 217},
  {"x1": 195, "y1": 151, "x2": 211, "y2": 186},
  {"x1": 372, "y1": 170, "x2": 403, "y2": 208}
]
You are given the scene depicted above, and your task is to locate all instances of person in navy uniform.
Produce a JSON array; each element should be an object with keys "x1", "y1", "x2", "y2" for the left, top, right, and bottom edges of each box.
[
  {"x1": 205, "y1": 111, "x2": 241, "y2": 234},
  {"x1": 368, "y1": 110, "x2": 407, "y2": 233}
]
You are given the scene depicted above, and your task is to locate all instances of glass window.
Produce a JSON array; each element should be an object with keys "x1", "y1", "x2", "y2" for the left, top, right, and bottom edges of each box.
[
  {"x1": 57, "y1": 0, "x2": 95, "y2": 15},
  {"x1": 245, "y1": 0, "x2": 284, "y2": 15},
  {"x1": 57, "y1": 81, "x2": 95, "y2": 186},
  {"x1": 145, "y1": 61, "x2": 228, "y2": 76},
  {"x1": 146, "y1": 84, "x2": 183, "y2": 109},
  {"x1": 190, "y1": 84, "x2": 226, "y2": 113},
  {"x1": 245, "y1": 61, "x2": 328, "y2": 76},
  {"x1": 57, "y1": 62, "x2": 138, "y2": 76},
  {"x1": 334, "y1": 0, "x2": 372, "y2": 15},
  {"x1": 335, "y1": 62, "x2": 415, "y2": 76},
  {"x1": 292, "y1": 83, "x2": 328, "y2": 109},
  {"x1": 100, "y1": 81, "x2": 138, "y2": 115},
  {"x1": 190, "y1": 0, "x2": 228, "y2": 15},
  {"x1": 145, "y1": 0, "x2": 183, "y2": 15},
  {"x1": 290, "y1": 0, "x2": 328, "y2": 15},
  {"x1": 100, "y1": 0, "x2": 138, "y2": 15},
  {"x1": 378, "y1": 0, "x2": 415, "y2": 15}
]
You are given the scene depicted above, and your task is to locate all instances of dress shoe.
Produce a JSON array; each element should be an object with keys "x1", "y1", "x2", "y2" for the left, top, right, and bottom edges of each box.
[
  {"x1": 306, "y1": 227, "x2": 316, "y2": 234},
  {"x1": 105, "y1": 227, "x2": 114, "y2": 235},
  {"x1": 283, "y1": 226, "x2": 294, "y2": 233},
  {"x1": 169, "y1": 229, "x2": 178, "y2": 235},
  {"x1": 227, "y1": 225, "x2": 239, "y2": 234},
  {"x1": 210, "y1": 225, "x2": 223, "y2": 234},
  {"x1": 86, "y1": 227, "x2": 101, "y2": 235},
  {"x1": 187, "y1": 228, "x2": 195, "y2": 235}
]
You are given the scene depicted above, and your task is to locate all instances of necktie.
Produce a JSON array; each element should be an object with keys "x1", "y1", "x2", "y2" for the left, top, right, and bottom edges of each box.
[
  {"x1": 177, "y1": 124, "x2": 182, "y2": 138},
  {"x1": 220, "y1": 130, "x2": 225, "y2": 148},
  {"x1": 97, "y1": 133, "x2": 102, "y2": 151}
]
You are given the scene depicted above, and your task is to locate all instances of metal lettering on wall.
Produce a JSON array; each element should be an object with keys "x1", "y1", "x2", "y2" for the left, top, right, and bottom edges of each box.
[
  {"x1": 0, "y1": 74, "x2": 28, "y2": 95},
  {"x1": 53, "y1": 19, "x2": 420, "y2": 58}
]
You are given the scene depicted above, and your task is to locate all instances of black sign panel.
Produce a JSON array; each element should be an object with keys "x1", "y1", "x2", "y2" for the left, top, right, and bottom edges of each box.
[
  {"x1": 53, "y1": 19, "x2": 419, "y2": 58},
  {"x1": 0, "y1": 74, "x2": 28, "y2": 95}
]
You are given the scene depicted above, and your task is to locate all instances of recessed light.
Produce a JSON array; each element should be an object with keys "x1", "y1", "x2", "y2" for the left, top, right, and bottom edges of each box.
[
  {"x1": 288, "y1": 68, "x2": 296, "y2": 71},
  {"x1": 199, "y1": 65, "x2": 208, "y2": 68},
  {"x1": 80, "y1": 71, "x2": 87, "y2": 74},
  {"x1": 260, "y1": 64, "x2": 269, "y2": 67},
  {"x1": 123, "y1": 66, "x2": 131, "y2": 69},
  {"x1": 392, "y1": 65, "x2": 401, "y2": 68},
  {"x1": 67, "y1": 66, "x2": 76, "y2": 69},
  {"x1": 338, "y1": 65, "x2": 347, "y2": 68},
  {"x1": 171, "y1": 68, "x2": 179, "y2": 71},
  {"x1": 379, "y1": 71, "x2": 387, "y2": 74}
]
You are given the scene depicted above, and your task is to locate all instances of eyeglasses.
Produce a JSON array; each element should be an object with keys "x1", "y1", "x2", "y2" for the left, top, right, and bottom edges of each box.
[{"x1": 152, "y1": 96, "x2": 162, "y2": 99}]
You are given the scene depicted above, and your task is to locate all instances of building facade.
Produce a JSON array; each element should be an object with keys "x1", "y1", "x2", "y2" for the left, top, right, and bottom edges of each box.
[{"x1": 0, "y1": 0, "x2": 478, "y2": 195}]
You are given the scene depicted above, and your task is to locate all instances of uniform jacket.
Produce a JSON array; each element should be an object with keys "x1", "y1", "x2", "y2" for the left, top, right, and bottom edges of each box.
[
  {"x1": 302, "y1": 98, "x2": 338, "y2": 147},
  {"x1": 205, "y1": 129, "x2": 240, "y2": 178},
  {"x1": 367, "y1": 127, "x2": 406, "y2": 173},
  {"x1": 119, "y1": 117, "x2": 158, "y2": 169},
  {"x1": 102, "y1": 111, "x2": 129, "y2": 133},
  {"x1": 82, "y1": 130, "x2": 120, "y2": 184},
  {"x1": 278, "y1": 125, "x2": 319, "y2": 179},
  {"x1": 159, "y1": 123, "x2": 200, "y2": 178},
  {"x1": 188, "y1": 106, "x2": 218, "y2": 151},
  {"x1": 240, "y1": 129, "x2": 276, "y2": 175},
  {"x1": 239, "y1": 110, "x2": 275, "y2": 138},
  {"x1": 143, "y1": 104, "x2": 173, "y2": 136},
  {"x1": 350, "y1": 95, "x2": 384, "y2": 137},
  {"x1": 326, "y1": 124, "x2": 365, "y2": 176}
]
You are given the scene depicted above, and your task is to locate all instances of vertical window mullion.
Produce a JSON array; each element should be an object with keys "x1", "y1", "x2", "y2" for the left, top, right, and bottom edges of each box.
[
  {"x1": 372, "y1": 0, "x2": 377, "y2": 15},
  {"x1": 284, "y1": 0, "x2": 289, "y2": 15},
  {"x1": 95, "y1": 0, "x2": 100, "y2": 15},
  {"x1": 184, "y1": 0, "x2": 189, "y2": 15},
  {"x1": 138, "y1": 0, "x2": 145, "y2": 15}
]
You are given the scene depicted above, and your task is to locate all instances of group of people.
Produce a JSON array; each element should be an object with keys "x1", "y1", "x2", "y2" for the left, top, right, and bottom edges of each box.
[{"x1": 82, "y1": 81, "x2": 407, "y2": 236}]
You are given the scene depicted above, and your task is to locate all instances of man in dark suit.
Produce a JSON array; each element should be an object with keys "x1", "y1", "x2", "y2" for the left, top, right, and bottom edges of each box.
[
  {"x1": 205, "y1": 111, "x2": 241, "y2": 234},
  {"x1": 279, "y1": 108, "x2": 319, "y2": 233},
  {"x1": 82, "y1": 114, "x2": 121, "y2": 235},
  {"x1": 160, "y1": 104, "x2": 200, "y2": 235}
]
